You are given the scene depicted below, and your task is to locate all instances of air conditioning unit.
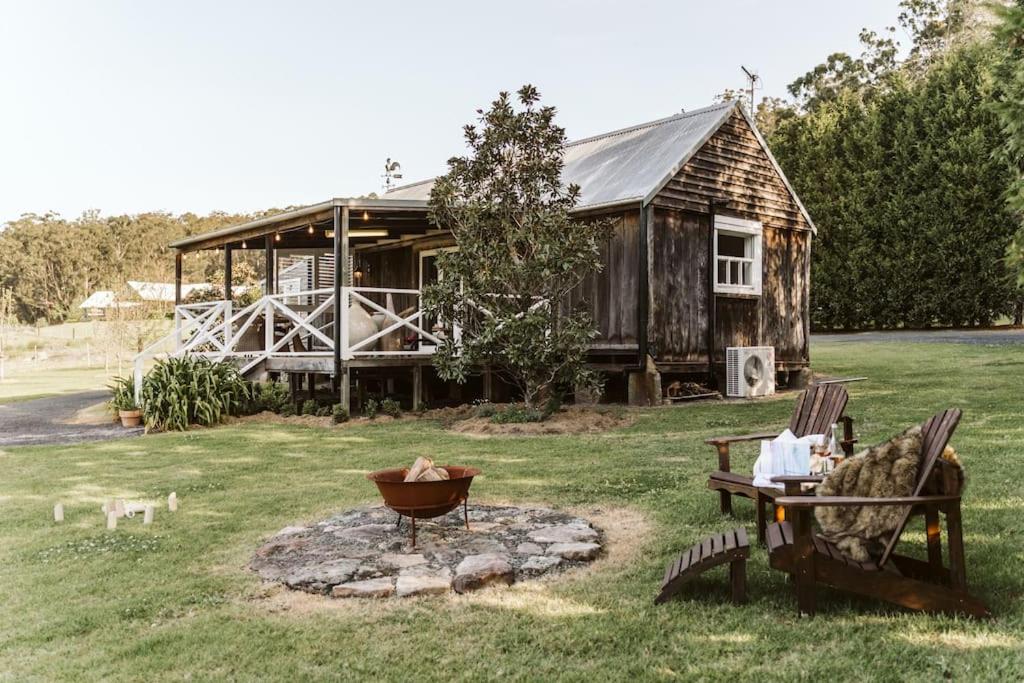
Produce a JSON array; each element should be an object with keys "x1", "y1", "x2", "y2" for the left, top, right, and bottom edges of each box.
[{"x1": 726, "y1": 346, "x2": 775, "y2": 398}]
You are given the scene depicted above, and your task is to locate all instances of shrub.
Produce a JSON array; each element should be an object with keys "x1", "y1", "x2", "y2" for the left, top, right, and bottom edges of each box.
[
  {"x1": 140, "y1": 357, "x2": 251, "y2": 431},
  {"x1": 253, "y1": 382, "x2": 290, "y2": 414},
  {"x1": 380, "y1": 398, "x2": 401, "y2": 418},
  {"x1": 474, "y1": 401, "x2": 497, "y2": 418},
  {"x1": 108, "y1": 375, "x2": 138, "y2": 414},
  {"x1": 491, "y1": 403, "x2": 544, "y2": 424},
  {"x1": 279, "y1": 402, "x2": 296, "y2": 417},
  {"x1": 300, "y1": 399, "x2": 318, "y2": 416},
  {"x1": 315, "y1": 405, "x2": 332, "y2": 417},
  {"x1": 332, "y1": 404, "x2": 349, "y2": 423},
  {"x1": 364, "y1": 398, "x2": 379, "y2": 419}
]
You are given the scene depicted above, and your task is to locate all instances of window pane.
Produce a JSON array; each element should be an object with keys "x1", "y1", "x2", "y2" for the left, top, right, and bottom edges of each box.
[
  {"x1": 717, "y1": 259, "x2": 727, "y2": 284},
  {"x1": 730, "y1": 261, "x2": 739, "y2": 284},
  {"x1": 718, "y1": 233, "x2": 746, "y2": 258},
  {"x1": 741, "y1": 262, "x2": 751, "y2": 286}
]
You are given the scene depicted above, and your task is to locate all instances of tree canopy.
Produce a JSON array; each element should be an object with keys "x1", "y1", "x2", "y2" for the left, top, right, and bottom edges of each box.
[
  {"x1": 0, "y1": 210, "x2": 270, "y2": 323},
  {"x1": 762, "y1": 0, "x2": 1023, "y2": 329},
  {"x1": 425, "y1": 85, "x2": 612, "y2": 408}
]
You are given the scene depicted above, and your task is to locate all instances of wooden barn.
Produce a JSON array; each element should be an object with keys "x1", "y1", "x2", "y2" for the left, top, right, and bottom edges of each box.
[{"x1": 149, "y1": 100, "x2": 814, "y2": 409}]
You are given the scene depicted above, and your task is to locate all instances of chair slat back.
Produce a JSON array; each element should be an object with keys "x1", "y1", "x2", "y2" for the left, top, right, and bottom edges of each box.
[
  {"x1": 878, "y1": 408, "x2": 962, "y2": 568},
  {"x1": 789, "y1": 384, "x2": 848, "y2": 437}
]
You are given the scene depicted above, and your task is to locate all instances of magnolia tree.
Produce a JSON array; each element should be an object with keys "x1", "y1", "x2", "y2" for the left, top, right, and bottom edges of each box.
[{"x1": 424, "y1": 85, "x2": 612, "y2": 409}]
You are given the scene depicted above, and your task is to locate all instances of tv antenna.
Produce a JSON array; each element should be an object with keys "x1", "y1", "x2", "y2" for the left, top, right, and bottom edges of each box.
[
  {"x1": 741, "y1": 65, "x2": 761, "y2": 113},
  {"x1": 382, "y1": 158, "x2": 403, "y2": 192}
]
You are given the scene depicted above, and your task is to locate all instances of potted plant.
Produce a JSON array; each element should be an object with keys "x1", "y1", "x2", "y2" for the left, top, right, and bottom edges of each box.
[{"x1": 109, "y1": 376, "x2": 142, "y2": 428}]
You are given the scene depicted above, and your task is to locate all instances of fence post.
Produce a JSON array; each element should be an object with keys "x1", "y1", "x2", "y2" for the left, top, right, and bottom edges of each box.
[
  {"x1": 174, "y1": 306, "x2": 182, "y2": 350},
  {"x1": 264, "y1": 298, "x2": 274, "y2": 354},
  {"x1": 133, "y1": 356, "x2": 144, "y2": 405},
  {"x1": 223, "y1": 299, "x2": 232, "y2": 349}
]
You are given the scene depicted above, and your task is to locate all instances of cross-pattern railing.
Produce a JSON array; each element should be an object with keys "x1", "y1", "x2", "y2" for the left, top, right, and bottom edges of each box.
[{"x1": 132, "y1": 286, "x2": 445, "y2": 400}]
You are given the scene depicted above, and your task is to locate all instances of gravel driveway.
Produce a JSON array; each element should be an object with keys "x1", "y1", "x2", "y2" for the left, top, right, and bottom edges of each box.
[
  {"x1": 0, "y1": 390, "x2": 142, "y2": 447},
  {"x1": 813, "y1": 328, "x2": 1024, "y2": 345}
]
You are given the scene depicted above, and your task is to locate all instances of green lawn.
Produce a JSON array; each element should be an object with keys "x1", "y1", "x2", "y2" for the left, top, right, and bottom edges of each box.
[
  {"x1": 1, "y1": 342, "x2": 1022, "y2": 681},
  {"x1": 0, "y1": 366, "x2": 116, "y2": 404}
]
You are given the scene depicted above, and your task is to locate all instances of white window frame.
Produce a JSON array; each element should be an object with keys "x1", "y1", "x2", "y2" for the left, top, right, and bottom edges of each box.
[{"x1": 713, "y1": 215, "x2": 763, "y2": 296}]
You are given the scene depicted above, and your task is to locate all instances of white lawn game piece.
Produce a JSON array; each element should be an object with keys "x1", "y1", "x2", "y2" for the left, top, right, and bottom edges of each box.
[
  {"x1": 106, "y1": 511, "x2": 118, "y2": 530},
  {"x1": 143, "y1": 506, "x2": 154, "y2": 525},
  {"x1": 53, "y1": 503, "x2": 64, "y2": 522},
  {"x1": 168, "y1": 492, "x2": 178, "y2": 512}
]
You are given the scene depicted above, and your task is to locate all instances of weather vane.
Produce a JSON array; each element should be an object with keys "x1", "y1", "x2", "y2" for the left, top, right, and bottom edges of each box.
[{"x1": 382, "y1": 158, "x2": 403, "y2": 192}]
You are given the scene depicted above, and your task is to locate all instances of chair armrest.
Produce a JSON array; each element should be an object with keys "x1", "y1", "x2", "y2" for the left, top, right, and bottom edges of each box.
[
  {"x1": 774, "y1": 494, "x2": 960, "y2": 508},
  {"x1": 770, "y1": 475, "x2": 826, "y2": 484},
  {"x1": 771, "y1": 474, "x2": 826, "y2": 496},
  {"x1": 705, "y1": 432, "x2": 779, "y2": 446}
]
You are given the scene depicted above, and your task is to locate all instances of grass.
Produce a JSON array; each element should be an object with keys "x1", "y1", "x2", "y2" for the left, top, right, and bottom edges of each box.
[
  {"x1": 1, "y1": 341, "x2": 1022, "y2": 681},
  {"x1": 0, "y1": 366, "x2": 117, "y2": 404}
]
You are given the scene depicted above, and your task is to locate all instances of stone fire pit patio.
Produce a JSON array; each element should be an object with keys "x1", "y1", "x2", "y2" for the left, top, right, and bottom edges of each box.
[{"x1": 251, "y1": 504, "x2": 604, "y2": 598}]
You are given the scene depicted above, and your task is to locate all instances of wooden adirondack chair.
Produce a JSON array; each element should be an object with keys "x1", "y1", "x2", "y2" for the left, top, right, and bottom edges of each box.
[
  {"x1": 706, "y1": 384, "x2": 855, "y2": 542},
  {"x1": 766, "y1": 408, "x2": 990, "y2": 617}
]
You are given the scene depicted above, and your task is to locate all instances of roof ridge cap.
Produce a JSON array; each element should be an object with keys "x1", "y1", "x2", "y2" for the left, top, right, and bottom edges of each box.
[{"x1": 565, "y1": 101, "x2": 735, "y2": 148}]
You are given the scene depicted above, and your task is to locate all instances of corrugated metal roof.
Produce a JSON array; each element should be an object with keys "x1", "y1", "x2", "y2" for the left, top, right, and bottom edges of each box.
[{"x1": 385, "y1": 101, "x2": 738, "y2": 210}]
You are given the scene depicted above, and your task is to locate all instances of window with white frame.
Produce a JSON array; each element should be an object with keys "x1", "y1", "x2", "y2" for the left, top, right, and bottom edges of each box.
[{"x1": 714, "y1": 215, "x2": 763, "y2": 295}]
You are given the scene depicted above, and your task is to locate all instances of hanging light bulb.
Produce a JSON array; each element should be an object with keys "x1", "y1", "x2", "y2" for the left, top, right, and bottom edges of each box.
[
  {"x1": 274, "y1": 233, "x2": 281, "y2": 242},
  {"x1": 307, "y1": 223, "x2": 314, "y2": 235},
  {"x1": 242, "y1": 240, "x2": 248, "y2": 249},
  {"x1": 362, "y1": 210, "x2": 369, "y2": 221}
]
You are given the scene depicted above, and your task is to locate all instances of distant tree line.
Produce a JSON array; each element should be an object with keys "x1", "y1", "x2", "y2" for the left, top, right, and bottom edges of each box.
[
  {"x1": 741, "y1": 0, "x2": 1024, "y2": 330},
  {"x1": 0, "y1": 210, "x2": 272, "y2": 324}
]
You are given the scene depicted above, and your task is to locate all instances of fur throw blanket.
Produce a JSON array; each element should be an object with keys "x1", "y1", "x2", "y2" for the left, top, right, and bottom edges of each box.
[{"x1": 815, "y1": 426, "x2": 963, "y2": 562}]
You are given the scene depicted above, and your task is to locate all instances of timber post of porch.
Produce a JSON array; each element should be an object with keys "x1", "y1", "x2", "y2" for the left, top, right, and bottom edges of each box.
[
  {"x1": 223, "y1": 246, "x2": 233, "y2": 346},
  {"x1": 412, "y1": 364, "x2": 422, "y2": 411},
  {"x1": 174, "y1": 252, "x2": 183, "y2": 306},
  {"x1": 333, "y1": 205, "x2": 351, "y2": 411},
  {"x1": 174, "y1": 251, "x2": 183, "y2": 349},
  {"x1": 264, "y1": 235, "x2": 275, "y2": 295},
  {"x1": 224, "y1": 246, "x2": 233, "y2": 301}
]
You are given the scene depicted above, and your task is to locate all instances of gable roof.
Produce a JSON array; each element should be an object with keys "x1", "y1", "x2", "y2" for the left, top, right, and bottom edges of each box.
[{"x1": 384, "y1": 100, "x2": 815, "y2": 230}]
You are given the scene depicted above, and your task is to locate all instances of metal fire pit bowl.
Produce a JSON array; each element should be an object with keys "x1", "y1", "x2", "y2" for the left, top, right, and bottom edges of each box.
[{"x1": 366, "y1": 466, "x2": 481, "y2": 547}]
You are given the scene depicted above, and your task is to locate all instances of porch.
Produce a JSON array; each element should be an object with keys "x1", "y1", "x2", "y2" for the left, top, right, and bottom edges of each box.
[{"x1": 137, "y1": 198, "x2": 462, "y2": 411}]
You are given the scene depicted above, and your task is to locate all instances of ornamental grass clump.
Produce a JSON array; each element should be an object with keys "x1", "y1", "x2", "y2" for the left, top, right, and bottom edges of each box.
[
  {"x1": 140, "y1": 356, "x2": 252, "y2": 431},
  {"x1": 107, "y1": 375, "x2": 138, "y2": 414}
]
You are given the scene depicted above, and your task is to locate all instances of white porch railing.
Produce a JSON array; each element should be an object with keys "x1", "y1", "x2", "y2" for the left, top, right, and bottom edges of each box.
[{"x1": 132, "y1": 287, "x2": 446, "y2": 401}]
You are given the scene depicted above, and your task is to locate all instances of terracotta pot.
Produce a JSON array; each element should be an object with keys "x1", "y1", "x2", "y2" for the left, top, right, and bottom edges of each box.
[{"x1": 119, "y1": 409, "x2": 142, "y2": 428}]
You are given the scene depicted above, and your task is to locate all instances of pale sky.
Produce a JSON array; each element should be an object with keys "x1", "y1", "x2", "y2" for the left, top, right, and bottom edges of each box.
[{"x1": 0, "y1": 0, "x2": 904, "y2": 224}]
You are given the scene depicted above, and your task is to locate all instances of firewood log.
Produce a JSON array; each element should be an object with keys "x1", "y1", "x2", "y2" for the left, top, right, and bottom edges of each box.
[
  {"x1": 416, "y1": 466, "x2": 451, "y2": 482},
  {"x1": 404, "y1": 457, "x2": 432, "y2": 482}
]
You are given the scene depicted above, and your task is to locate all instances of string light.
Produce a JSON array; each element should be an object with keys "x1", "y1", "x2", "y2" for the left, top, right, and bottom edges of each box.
[
  {"x1": 362, "y1": 210, "x2": 369, "y2": 221},
  {"x1": 241, "y1": 240, "x2": 248, "y2": 249},
  {"x1": 307, "y1": 224, "x2": 314, "y2": 235},
  {"x1": 274, "y1": 233, "x2": 281, "y2": 242}
]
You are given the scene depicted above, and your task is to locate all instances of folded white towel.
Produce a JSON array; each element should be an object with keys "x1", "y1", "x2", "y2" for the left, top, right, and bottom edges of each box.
[{"x1": 752, "y1": 429, "x2": 823, "y2": 489}]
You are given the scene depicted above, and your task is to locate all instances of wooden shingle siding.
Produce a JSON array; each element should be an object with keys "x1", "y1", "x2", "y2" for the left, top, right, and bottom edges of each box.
[
  {"x1": 652, "y1": 111, "x2": 812, "y2": 234},
  {"x1": 646, "y1": 205, "x2": 809, "y2": 367},
  {"x1": 567, "y1": 211, "x2": 639, "y2": 348},
  {"x1": 648, "y1": 209, "x2": 709, "y2": 362},
  {"x1": 760, "y1": 228, "x2": 810, "y2": 362}
]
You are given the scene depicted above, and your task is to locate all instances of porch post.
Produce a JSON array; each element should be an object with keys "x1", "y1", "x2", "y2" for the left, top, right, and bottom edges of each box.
[
  {"x1": 412, "y1": 364, "x2": 422, "y2": 411},
  {"x1": 174, "y1": 252, "x2": 183, "y2": 306},
  {"x1": 224, "y1": 246, "x2": 233, "y2": 301},
  {"x1": 332, "y1": 206, "x2": 343, "y2": 404},
  {"x1": 264, "y1": 235, "x2": 275, "y2": 295},
  {"x1": 222, "y1": 246, "x2": 233, "y2": 346},
  {"x1": 174, "y1": 251, "x2": 183, "y2": 349}
]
